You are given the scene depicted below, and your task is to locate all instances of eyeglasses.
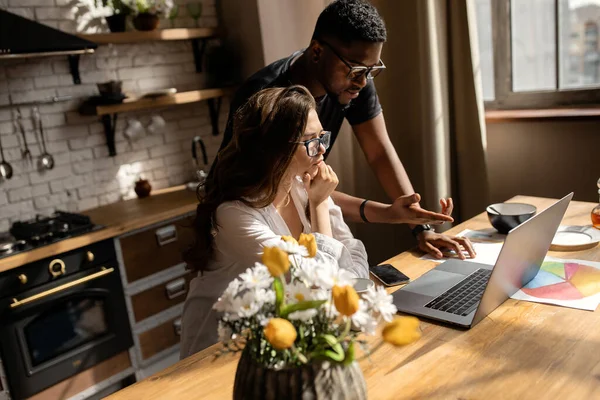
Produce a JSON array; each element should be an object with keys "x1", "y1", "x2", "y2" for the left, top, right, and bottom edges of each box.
[
  {"x1": 320, "y1": 40, "x2": 386, "y2": 81},
  {"x1": 293, "y1": 131, "x2": 331, "y2": 157}
]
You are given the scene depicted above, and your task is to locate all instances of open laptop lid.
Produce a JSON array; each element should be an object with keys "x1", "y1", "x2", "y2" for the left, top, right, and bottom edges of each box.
[{"x1": 471, "y1": 193, "x2": 573, "y2": 326}]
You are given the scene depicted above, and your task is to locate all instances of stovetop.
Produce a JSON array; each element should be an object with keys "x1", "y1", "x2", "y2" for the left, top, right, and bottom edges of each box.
[{"x1": 0, "y1": 211, "x2": 104, "y2": 260}]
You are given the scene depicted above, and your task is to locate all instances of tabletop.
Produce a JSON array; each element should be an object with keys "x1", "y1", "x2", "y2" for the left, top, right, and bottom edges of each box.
[{"x1": 106, "y1": 195, "x2": 600, "y2": 400}]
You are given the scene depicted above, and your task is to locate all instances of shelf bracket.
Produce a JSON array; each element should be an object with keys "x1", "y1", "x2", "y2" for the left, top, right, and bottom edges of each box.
[
  {"x1": 191, "y1": 38, "x2": 207, "y2": 73},
  {"x1": 101, "y1": 114, "x2": 118, "y2": 156},
  {"x1": 68, "y1": 54, "x2": 82, "y2": 85},
  {"x1": 207, "y1": 98, "x2": 222, "y2": 136}
]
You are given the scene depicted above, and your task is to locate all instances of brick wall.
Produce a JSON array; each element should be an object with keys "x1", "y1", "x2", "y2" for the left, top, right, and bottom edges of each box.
[{"x1": 0, "y1": 0, "x2": 227, "y2": 232}]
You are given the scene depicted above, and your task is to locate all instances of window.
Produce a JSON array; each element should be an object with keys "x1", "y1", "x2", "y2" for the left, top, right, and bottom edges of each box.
[{"x1": 476, "y1": 0, "x2": 600, "y2": 108}]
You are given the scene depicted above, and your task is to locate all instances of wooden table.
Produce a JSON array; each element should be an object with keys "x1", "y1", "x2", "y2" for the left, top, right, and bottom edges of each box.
[{"x1": 106, "y1": 196, "x2": 600, "y2": 400}]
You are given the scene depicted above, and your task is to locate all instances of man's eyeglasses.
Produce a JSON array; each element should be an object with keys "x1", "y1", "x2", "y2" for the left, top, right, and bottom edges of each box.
[
  {"x1": 294, "y1": 131, "x2": 331, "y2": 157},
  {"x1": 320, "y1": 40, "x2": 386, "y2": 81}
]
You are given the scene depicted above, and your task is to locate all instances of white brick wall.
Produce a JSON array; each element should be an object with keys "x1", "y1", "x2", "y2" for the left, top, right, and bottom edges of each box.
[{"x1": 0, "y1": 0, "x2": 227, "y2": 227}]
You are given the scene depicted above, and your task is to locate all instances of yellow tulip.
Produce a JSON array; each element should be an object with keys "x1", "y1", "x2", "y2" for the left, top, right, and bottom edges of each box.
[
  {"x1": 262, "y1": 247, "x2": 290, "y2": 277},
  {"x1": 264, "y1": 318, "x2": 297, "y2": 350},
  {"x1": 281, "y1": 235, "x2": 298, "y2": 245},
  {"x1": 332, "y1": 285, "x2": 360, "y2": 316},
  {"x1": 298, "y1": 233, "x2": 317, "y2": 257},
  {"x1": 382, "y1": 316, "x2": 421, "y2": 346}
]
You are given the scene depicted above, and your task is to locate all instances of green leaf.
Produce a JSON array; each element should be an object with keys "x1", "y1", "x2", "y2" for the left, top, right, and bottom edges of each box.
[
  {"x1": 343, "y1": 341, "x2": 355, "y2": 366},
  {"x1": 273, "y1": 278, "x2": 284, "y2": 315},
  {"x1": 280, "y1": 300, "x2": 327, "y2": 319},
  {"x1": 316, "y1": 334, "x2": 345, "y2": 362}
]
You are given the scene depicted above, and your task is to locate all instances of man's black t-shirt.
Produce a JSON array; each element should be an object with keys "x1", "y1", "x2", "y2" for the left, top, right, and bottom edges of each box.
[{"x1": 219, "y1": 50, "x2": 383, "y2": 156}]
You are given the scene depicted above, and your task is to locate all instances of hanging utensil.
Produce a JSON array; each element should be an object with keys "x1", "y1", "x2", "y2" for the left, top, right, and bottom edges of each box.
[
  {"x1": 0, "y1": 133, "x2": 13, "y2": 180},
  {"x1": 188, "y1": 136, "x2": 209, "y2": 193},
  {"x1": 15, "y1": 109, "x2": 32, "y2": 163},
  {"x1": 32, "y1": 107, "x2": 54, "y2": 170}
]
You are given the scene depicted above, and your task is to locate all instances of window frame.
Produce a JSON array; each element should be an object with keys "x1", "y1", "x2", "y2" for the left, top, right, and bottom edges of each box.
[{"x1": 486, "y1": 0, "x2": 600, "y2": 110}]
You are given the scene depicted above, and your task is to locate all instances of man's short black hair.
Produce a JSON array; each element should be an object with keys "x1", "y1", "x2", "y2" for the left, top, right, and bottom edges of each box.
[{"x1": 312, "y1": 0, "x2": 387, "y2": 44}]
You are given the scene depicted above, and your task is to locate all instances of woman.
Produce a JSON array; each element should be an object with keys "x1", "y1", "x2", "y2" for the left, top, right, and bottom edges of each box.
[{"x1": 180, "y1": 86, "x2": 369, "y2": 358}]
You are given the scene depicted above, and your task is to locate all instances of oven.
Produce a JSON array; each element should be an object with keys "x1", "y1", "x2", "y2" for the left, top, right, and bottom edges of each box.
[{"x1": 0, "y1": 239, "x2": 133, "y2": 400}]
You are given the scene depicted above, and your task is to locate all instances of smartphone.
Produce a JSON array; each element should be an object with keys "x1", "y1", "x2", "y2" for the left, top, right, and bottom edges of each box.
[{"x1": 369, "y1": 264, "x2": 410, "y2": 286}]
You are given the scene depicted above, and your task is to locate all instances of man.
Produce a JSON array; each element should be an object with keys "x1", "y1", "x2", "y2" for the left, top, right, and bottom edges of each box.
[{"x1": 216, "y1": 0, "x2": 475, "y2": 259}]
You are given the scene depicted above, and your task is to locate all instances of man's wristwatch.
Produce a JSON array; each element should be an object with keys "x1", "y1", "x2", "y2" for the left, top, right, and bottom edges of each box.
[{"x1": 411, "y1": 224, "x2": 432, "y2": 237}]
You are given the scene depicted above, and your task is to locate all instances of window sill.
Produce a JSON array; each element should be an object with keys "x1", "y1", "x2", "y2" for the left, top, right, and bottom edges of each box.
[{"x1": 485, "y1": 107, "x2": 600, "y2": 122}]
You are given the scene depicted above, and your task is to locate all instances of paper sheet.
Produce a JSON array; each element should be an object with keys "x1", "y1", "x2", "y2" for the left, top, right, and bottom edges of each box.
[
  {"x1": 420, "y1": 229, "x2": 504, "y2": 266},
  {"x1": 510, "y1": 256, "x2": 600, "y2": 311}
]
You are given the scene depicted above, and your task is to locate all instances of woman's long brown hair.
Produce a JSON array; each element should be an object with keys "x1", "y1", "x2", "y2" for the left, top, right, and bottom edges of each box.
[{"x1": 184, "y1": 85, "x2": 316, "y2": 272}]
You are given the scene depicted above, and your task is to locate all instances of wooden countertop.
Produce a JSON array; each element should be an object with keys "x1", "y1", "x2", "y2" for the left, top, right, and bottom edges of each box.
[
  {"x1": 106, "y1": 195, "x2": 600, "y2": 400},
  {"x1": 0, "y1": 186, "x2": 199, "y2": 274}
]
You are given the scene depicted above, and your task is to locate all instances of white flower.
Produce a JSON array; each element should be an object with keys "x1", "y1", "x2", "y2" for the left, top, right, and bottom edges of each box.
[
  {"x1": 275, "y1": 240, "x2": 309, "y2": 256},
  {"x1": 239, "y1": 264, "x2": 273, "y2": 291},
  {"x1": 292, "y1": 257, "x2": 319, "y2": 286},
  {"x1": 312, "y1": 289, "x2": 339, "y2": 318},
  {"x1": 257, "y1": 314, "x2": 271, "y2": 327},
  {"x1": 286, "y1": 282, "x2": 313, "y2": 304},
  {"x1": 288, "y1": 309, "x2": 318, "y2": 321},
  {"x1": 254, "y1": 288, "x2": 276, "y2": 307},
  {"x1": 231, "y1": 290, "x2": 261, "y2": 319},
  {"x1": 363, "y1": 286, "x2": 397, "y2": 322},
  {"x1": 213, "y1": 279, "x2": 242, "y2": 313},
  {"x1": 351, "y1": 300, "x2": 378, "y2": 335},
  {"x1": 316, "y1": 262, "x2": 354, "y2": 289}
]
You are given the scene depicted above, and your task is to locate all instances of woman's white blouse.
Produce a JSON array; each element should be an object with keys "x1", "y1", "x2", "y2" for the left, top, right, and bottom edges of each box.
[{"x1": 180, "y1": 177, "x2": 369, "y2": 359}]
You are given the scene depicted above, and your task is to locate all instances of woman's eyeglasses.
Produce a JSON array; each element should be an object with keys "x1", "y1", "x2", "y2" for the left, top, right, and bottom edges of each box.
[
  {"x1": 320, "y1": 40, "x2": 386, "y2": 81},
  {"x1": 294, "y1": 131, "x2": 331, "y2": 157}
]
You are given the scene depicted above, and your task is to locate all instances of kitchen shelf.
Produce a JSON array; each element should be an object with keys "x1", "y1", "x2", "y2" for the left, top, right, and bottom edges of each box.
[
  {"x1": 78, "y1": 28, "x2": 220, "y2": 73},
  {"x1": 77, "y1": 28, "x2": 218, "y2": 44},
  {"x1": 80, "y1": 88, "x2": 231, "y2": 156}
]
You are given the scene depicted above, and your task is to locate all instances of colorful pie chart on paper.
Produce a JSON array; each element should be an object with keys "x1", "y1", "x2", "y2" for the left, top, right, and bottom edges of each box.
[{"x1": 522, "y1": 261, "x2": 600, "y2": 300}]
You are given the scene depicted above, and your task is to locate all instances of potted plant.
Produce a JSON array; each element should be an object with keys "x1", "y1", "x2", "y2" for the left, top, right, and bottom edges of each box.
[
  {"x1": 213, "y1": 234, "x2": 422, "y2": 399},
  {"x1": 124, "y1": 0, "x2": 174, "y2": 31},
  {"x1": 103, "y1": 0, "x2": 130, "y2": 32}
]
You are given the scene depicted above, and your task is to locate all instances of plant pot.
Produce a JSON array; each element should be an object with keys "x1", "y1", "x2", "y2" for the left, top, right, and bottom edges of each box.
[
  {"x1": 132, "y1": 13, "x2": 160, "y2": 31},
  {"x1": 233, "y1": 349, "x2": 367, "y2": 400},
  {"x1": 105, "y1": 14, "x2": 127, "y2": 32},
  {"x1": 134, "y1": 179, "x2": 152, "y2": 198}
]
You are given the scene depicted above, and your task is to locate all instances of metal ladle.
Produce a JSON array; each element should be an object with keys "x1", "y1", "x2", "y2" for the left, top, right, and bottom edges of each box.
[
  {"x1": 0, "y1": 133, "x2": 13, "y2": 180},
  {"x1": 33, "y1": 107, "x2": 54, "y2": 170}
]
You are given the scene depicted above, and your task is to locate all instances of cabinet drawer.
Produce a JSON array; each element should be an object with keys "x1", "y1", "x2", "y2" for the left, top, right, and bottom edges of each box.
[
  {"x1": 138, "y1": 316, "x2": 182, "y2": 360},
  {"x1": 131, "y1": 272, "x2": 194, "y2": 323},
  {"x1": 120, "y1": 216, "x2": 194, "y2": 283}
]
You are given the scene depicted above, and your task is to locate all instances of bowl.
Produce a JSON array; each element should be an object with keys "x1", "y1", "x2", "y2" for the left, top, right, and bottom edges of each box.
[
  {"x1": 97, "y1": 80, "x2": 123, "y2": 97},
  {"x1": 486, "y1": 203, "x2": 537, "y2": 234}
]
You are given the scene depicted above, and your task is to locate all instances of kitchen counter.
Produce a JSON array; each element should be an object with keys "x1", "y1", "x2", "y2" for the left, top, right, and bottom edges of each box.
[{"x1": 0, "y1": 186, "x2": 199, "y2": 274}]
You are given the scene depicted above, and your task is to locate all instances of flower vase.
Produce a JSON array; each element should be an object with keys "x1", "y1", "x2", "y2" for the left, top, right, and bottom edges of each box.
[
  {"x1": 105, "y1": 14, "x2": 127, "y2": 32},
  {"x1": 133, "y1": 13, "x2": 160, "y2": 31},
  {"x1": 233, "y1": 349, "x2": 367, "y2": 400}
]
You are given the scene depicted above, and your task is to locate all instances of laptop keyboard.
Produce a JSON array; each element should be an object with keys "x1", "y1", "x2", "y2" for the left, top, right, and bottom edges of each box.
[{"x1": 424, "y1": 269, "x2": 492, "y2": 316}]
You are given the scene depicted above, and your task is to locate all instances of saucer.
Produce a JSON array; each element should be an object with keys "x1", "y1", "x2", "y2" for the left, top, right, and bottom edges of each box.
[
  {"x1": 352, "y1": 278, "x2": 374, "y2": 293},
  {"x1": 550, "y1": 225, "x2": 600, "y2": 251}
]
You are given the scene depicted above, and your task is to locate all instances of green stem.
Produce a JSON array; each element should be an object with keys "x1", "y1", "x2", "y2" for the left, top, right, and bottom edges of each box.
[
  {"x1": 356, "y1": 340, "x2": 385, "y2": 362},
  {"x1": 339, "y1": 318, "x2": 351, "y2": 341}
]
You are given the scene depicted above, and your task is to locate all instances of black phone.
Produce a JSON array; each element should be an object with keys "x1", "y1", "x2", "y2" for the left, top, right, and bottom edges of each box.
[{"x1": 369, "y1": 264, "x2": 410, "y2": 286}]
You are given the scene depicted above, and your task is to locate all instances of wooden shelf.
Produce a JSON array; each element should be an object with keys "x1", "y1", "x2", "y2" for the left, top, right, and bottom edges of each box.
[
  {"x1": 485, "y1": 106, "x2": 600, "y2": 122},
  {"x1": 78, "y1": 28, "x2": 218, "y2": 45},
  {"x1": 93, "y1": 88, "x2": 229, "y2": 116},
  {"x1": 80, "y1": 88, "x2": 230, "y2": 156}
]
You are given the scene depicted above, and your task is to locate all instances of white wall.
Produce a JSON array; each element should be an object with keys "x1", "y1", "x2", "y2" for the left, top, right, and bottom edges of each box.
[{"x1": 0, "y1": 1, "x2": 226, "y2": 231}]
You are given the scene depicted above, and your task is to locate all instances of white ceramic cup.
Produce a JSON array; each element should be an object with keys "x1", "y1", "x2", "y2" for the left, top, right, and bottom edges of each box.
[
  {"x1": 147, "y1": 115, "x2": 166, "y2": 135},
  {"x1": 124, "y1": 118, "x2": 144, "y2": 142}
]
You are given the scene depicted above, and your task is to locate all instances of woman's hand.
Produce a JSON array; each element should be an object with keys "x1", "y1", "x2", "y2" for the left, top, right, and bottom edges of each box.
[{"x1": 303, "y1": 162, "x2": 339, "y2": 206}]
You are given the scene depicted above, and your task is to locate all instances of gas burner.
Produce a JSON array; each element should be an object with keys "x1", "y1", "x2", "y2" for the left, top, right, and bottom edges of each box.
[
  {"x1": 0, "y1": 240, "x2": 26, "y2": 254},
  {"x1": 0, "y1": 211, "x2": 104, "y2": 259}
]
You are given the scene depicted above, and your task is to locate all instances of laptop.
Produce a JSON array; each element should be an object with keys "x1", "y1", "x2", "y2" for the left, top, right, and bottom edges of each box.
[{"x1": 393, "y1": 192, "x2": 573, "y2": 328}]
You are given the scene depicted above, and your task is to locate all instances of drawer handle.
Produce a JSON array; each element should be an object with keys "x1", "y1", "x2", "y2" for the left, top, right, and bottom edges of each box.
[
  {"x1": 155, "y1": 225, "x2": 178, "y2": 246},
  {"x1": 165, "y1": 277, "x2": 187, "y2": 300},
  {"x1": 173, "y1": 318, "x2": 182, "y2": 336}
]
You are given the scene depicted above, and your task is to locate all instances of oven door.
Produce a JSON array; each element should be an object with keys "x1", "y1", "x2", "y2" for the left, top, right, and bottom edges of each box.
[{"x1": 0, "y1": 264, "x2": 133, "y2": 400}]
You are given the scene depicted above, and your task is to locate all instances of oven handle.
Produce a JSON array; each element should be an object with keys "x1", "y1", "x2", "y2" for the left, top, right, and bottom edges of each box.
[{"x1": 10, "y1": 267, "x2": 115, "y2": 309}]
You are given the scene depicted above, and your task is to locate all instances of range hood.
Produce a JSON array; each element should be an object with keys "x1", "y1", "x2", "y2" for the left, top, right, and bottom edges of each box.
[{"x1": 0, "y1": 9, "x2": 97, "y2": 59}]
